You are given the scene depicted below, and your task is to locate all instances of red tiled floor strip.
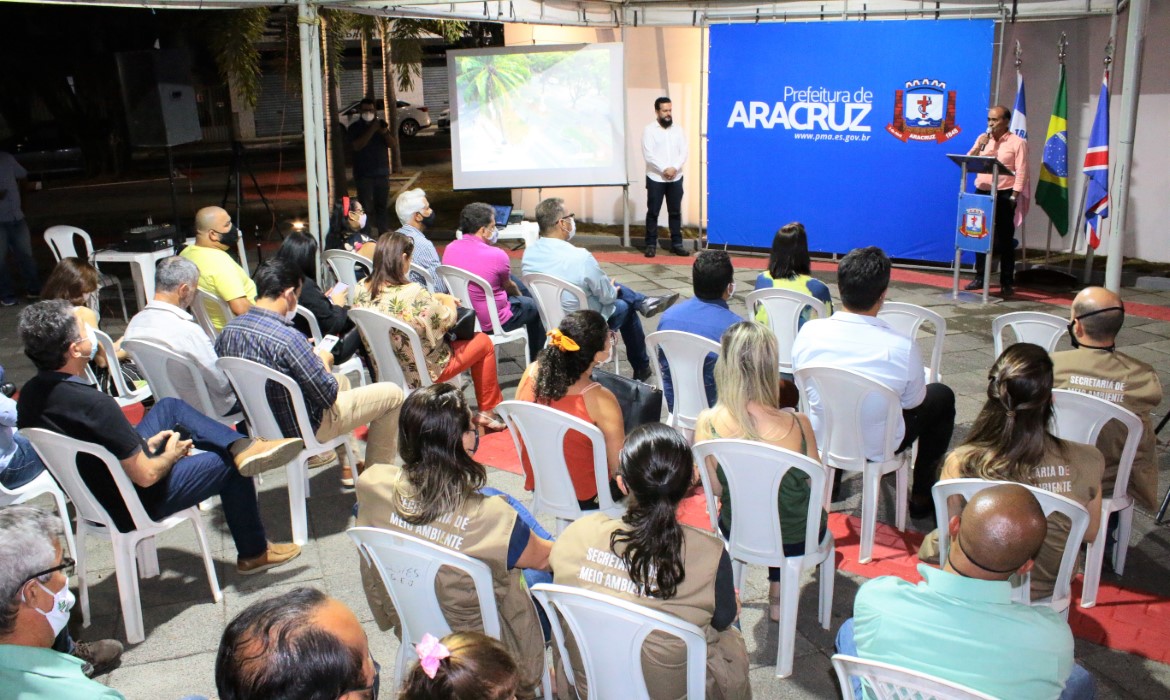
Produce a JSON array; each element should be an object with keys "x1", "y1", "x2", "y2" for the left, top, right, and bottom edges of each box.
[{"x1": 828, "y1": 513, "x2": 1170, "y2": 664}]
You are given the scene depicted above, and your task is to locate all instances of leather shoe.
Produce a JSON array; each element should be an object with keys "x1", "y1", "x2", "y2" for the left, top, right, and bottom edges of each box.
[
  {"x1": 238, "y1": 541, "x2": 302, "y2": 575},
  {"x1": 74, "y1": 639, "x2": 124, "y2": 677},
  {"x1": 964, "y1": 278, "x2": 983, "y2": 291},
  {"x1": 644, "y1": 246, "x2": 656, "y2": 258},
  {"x1": 633, "y1": 365, "x2": 653, "y2": 383},
  {"x1": 637, "y1": 292, "x2": 679, "y2": 318},
  {"x1": 232, "y1": 437, "x2": 306, "y2": 477},
  {"x1": 1000, "y1": 285, "x2": 1015, "y2": 298},
  {"x1": 670, "y1": 246, "x2": 691, "y2": 257}
]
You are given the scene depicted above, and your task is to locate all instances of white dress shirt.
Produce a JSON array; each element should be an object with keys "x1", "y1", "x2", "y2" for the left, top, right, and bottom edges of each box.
[
  {"x1": 521, "y1": 237, "x2": 618, "y2": 320},
  {"x1": 791, "y1": 312, "x2": 927, "y2": 461},
  {"x1": 643, "y1": 121, "x2": 688, "y2": 183},
  {"x1": 123, "y1": 300, "x2": 238, "y2": 417}
]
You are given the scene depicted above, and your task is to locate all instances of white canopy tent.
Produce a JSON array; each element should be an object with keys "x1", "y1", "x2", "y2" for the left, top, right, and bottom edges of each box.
[{"x1": 16, "y1": 0, "x2": 1149, "y2": 290}]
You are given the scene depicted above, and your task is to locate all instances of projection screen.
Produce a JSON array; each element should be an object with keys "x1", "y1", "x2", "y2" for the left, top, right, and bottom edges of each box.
[{"x1": 448, "y1": 43, "x2": 627, "y2": 190}]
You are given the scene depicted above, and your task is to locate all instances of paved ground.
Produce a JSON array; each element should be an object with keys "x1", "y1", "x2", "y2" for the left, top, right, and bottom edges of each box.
[{"x1": 2, "y1": 248, "x2": 1168, "y2": 700}]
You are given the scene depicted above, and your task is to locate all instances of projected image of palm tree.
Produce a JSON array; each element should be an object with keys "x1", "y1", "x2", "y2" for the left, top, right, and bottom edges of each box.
[{"x1": 457, "y1": 54, "x2": 531, "y2": 144}]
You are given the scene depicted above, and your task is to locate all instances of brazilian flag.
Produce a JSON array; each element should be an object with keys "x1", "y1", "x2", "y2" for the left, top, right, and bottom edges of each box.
[{"x1": 1035, "y1": 66, "x2": 1069, "y2": 235}]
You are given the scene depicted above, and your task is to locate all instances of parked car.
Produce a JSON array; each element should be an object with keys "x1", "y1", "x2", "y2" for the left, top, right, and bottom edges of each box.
[
  {"x1": 4, "y1": 124, "x2": 85, "y2": 177},
  {"x1": 338, "y1": 99, "x2": 431, "y2": 137},
  {"x1": 437, "y1": 108, "x2": 450, "y2": 131}
]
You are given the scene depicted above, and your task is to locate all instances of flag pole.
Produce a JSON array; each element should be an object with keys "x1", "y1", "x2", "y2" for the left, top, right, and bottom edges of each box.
[{"x1": 1014, "y1": 41, "x2": 1029, "y2": 269}]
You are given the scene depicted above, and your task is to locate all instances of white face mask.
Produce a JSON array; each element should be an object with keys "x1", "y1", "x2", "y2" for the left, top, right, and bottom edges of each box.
[
  {"x1": 285, "y1": 291, "x2": 299, "y2": 323},
  {"x1": 84, "y1": 325, "x2": 99, "y2": 362},
  {"x1": 31, "y1": 580, "x2": 76, "y2": 637},
  {"x1": 566, "y1": 218, "x2": 576, "y2": 240},
  {"x1": 728, "y1": 282, "x2": 736, "y2": 298},
  {"x1": 361, "y1": 112, "x2": 375, "y2": 122},
  {"x1": 487, "y1": 227, "x2": 499, "y2": 245},
  {"x1": 358, "y1": 213, "x2": 368, "y2": 229}
]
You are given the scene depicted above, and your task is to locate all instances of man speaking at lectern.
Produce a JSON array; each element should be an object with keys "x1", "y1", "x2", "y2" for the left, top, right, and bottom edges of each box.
[{"x1": 965, "y1": 105, "x2": 1028, "y2": 298}]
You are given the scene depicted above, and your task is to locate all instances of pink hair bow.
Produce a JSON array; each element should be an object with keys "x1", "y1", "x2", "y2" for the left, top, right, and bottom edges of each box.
[{"x1": 415, "y1": 633, "x2": 451, "y2": 679}]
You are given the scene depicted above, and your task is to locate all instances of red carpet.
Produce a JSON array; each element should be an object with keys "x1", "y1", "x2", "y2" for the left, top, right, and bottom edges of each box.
[
  {"x1": 828, "y1": 513, "x2": 1170, "y2": 664},
  {"x1": 473, "y1": 429, "x2": 524, "y2": 476}
]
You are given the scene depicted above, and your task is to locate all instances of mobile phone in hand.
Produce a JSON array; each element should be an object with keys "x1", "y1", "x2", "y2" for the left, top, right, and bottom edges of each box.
[
  {"x1": 318, "y1": 334, "x2": 340, "y2": 353},
  {"x1": 328, "y1": 281, "x2": 349, "y2": 298},
  {"x1": 172, "y1": 423, "x2": 192, "y2": 442}
]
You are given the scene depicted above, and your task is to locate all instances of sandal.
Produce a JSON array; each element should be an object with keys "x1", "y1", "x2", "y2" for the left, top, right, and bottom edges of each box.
[
  {"x1": 340, "y1": 461, "x2": 366, "y2": 488},
  {"x1": 475, "y1": 412, "x2": 507, "y2": 433}
]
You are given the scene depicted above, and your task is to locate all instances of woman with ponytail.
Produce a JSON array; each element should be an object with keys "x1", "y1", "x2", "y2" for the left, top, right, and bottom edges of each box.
[
  {"x1": 549, "y1": 424, "x2": 751, "y2": 700},
  {"x1": 919, "y1": 342, "x2": 1103, "y2": 600},
  {"x1": 515, "y1": 310, "x2": 626, "y2": 509}
]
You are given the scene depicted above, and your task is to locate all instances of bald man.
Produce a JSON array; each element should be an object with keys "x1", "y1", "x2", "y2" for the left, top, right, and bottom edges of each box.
[
  {"x1": 1053, "y1": 287, "x2": 1163, "y2": 512},
  {"x1": 180, "y1": 206, "x2": 256, "y2": 330},
  {"x1": 837, "y1": 484, "x2": 1094, "y2": 700}
]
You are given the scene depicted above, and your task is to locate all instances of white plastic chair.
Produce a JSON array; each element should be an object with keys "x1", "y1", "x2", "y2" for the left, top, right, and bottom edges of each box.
[
  {"x1": 436, "y1": 264, "x2": 530, "y2": 366},
  {"x1": 348, "y1": 526, "x2": 552, "y2": 698},
  {"x1": 878, "y1": 302, "x2": 947, "y2": 383},
  {"x1": 216, "y1": 357, "x2": 354, "y2": 545},
  {"x1": 122, "y1": 338, "x2": 244, "y2": 427},
  {"x1": 531, "y1": 583, "x2": 706, "y2": 700},
  {"x1": 293, "y1": 305, "x2": 369, "y2": 388},
  {"x1": 44, "y1": 225, "x2": 128, "y2": 323},
  {"x1": 692, "y1": 439, "x2": 834, "y2": 678},
  {"x1": 520, "y1": 272, "x2": 620, "y2": 374},
  {"x1": 192, "y1": 289, "x2": 234, "y2": 341},
  {"x1": 494, "y1": 400, "x2": 622, "y2": 534},
  {"x1": 409, "y1": 262, "x2": 436, "y2": 292},
  {"x1": 992, "y1": 311, "x2": 1067, "y2": 357},
  {"x1": 747, "y1": 288, "x2": 828, "y2": 373},
  {"x1": 831, "y1": 654, "x2": 997, "y2": 700},
  {"x1": 646, "y1": 330, "x2": 720, "y2": 436},
  {"x1": 1051, "y1": 389, "x2": 1143, "y2": 608},
  {"x1": 932, "y1": 478, "x2": 1090, "y2": 617},
  {"x1": 793, "y1": 366, "x2": 911, "y2": 564},
  {"x1": 323, "y1": 249, "x2": 372, "y2": 305},
  {"x1": 0, "y1": 469, "x2": 78, "y2": 560},
  {"x1": 87, "y1": 328, "x2": 152, "y2": 408},
  {"x1": 22, "y1": 428, "x2": 222, "y2": 645},
  {"x1": 348, "y1": 307, "x2": 432, "y2": 391}
]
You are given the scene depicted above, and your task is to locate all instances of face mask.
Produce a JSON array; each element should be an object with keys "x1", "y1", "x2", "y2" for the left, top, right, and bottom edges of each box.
[
  {"x1": 419, "y1": 211, "x2": 437, "y2": 229},
  {"x1": 728, "y1": 282, "x2": 736, "y2": 298},
  {"x1": 1066, "y1": 306, "x2": 1123, "y2": 351},
  {"x1": 84, "y1": 325, "x2": 99, "y2": 362},
  {"x1": 565, "y1": 218, "x2": 576, "y2": 240},
  {"x1": 361, "y1": 112, "x2": 375, "y2": 123},
  {"x1": 285, "y1": 292, "x2": 299, "y2": 323},
  {"x1": 214, "y1": 224, "x2": 240, "y2": 248},
  {"x1": 487, "y1": 227, "x2": 499, "y2": 245},
  {"x1": 358, "y1": 213, "x2": 368, "y2": 229},
  {"x1": 32, "y1": 580, "x2": 76, "y2": 637}
]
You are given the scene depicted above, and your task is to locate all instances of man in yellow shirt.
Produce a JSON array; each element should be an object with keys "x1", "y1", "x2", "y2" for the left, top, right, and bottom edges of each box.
[{"x1": 181, "y1": 206, "x2": 256, "y2": 330}]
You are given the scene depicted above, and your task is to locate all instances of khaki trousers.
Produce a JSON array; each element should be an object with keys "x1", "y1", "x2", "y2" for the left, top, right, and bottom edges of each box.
[{"x1": 315, "y1": 373, "x2": 404, "y2": 466}]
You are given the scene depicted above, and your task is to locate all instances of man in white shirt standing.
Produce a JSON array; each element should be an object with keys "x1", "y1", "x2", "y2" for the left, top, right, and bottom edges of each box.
[
  {"x1": 791, "y1": 246, "x2": 955, "y2": 519},
  {"x1": 123, "y1": 256, "x2": 239, "y2": 419},
  {"x1": 642, "y1": 97, "x2": 689, "y2": 258}
]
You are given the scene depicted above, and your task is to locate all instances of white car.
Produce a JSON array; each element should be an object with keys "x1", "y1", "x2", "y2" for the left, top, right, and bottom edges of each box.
[{"x1": 338, "y1": 99, "x2": 432, "y2": 137}]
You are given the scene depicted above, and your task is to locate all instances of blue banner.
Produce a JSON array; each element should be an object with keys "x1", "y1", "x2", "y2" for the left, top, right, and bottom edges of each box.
[{"x1": 708, "y1": 20, "x2": 994, "y2": 262}]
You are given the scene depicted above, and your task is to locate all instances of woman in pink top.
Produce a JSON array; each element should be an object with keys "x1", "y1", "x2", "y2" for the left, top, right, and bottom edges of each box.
[{"x1": 515, "y1": 310, "x2": 624, "y2": 509}]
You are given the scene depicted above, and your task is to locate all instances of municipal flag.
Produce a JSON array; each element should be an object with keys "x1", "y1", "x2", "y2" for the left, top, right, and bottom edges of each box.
[
  {"x1": 1035, "y1": 65, "x2": 1069, "y2": 235},
  {"x1": 1084, "y1": 69, "x2": 1110, "y2": 250},
  {"x1": 1010, "y1": 70, "x2": 1030, "y2": 228}
]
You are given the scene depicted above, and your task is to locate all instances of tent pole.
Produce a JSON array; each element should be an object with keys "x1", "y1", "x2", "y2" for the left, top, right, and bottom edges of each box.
[
  {"x1": 309, "y1": 11, "x2": 331, "y2": 240},
  {"x1": 1106, "y1": 0, "x2": 1147, "y2": 292},
  {"x1": 298, "y1": 0, "x2": 321, "y2": 261}
]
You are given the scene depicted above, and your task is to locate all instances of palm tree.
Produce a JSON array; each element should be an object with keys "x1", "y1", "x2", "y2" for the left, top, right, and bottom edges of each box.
[{"x1": 457, "y1": 54, "x2": 531, "y2": 142}]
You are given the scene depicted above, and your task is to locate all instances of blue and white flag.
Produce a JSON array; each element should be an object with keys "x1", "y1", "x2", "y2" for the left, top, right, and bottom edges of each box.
[
  {"x1": 1010, "y1": 70, "x2": 1030, "y2": 227},
  {"x1": 1083, "y1": 69, "x2": 1110, "y2": 250}
]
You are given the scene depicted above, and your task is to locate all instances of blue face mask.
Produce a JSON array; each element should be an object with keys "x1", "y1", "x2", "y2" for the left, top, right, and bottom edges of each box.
[{"x1": 84, "y1": 326, "x2": 99, "y2": 362}]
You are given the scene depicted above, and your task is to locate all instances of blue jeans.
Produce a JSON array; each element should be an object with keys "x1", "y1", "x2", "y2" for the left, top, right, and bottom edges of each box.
[
  {"x1": 607, "y1": 286, "x2": 650, "y2": 372},
  {"x1": 835, "y1": 618, "x2": 1095, "y2": 700},
  {"x1": 137, "y1": 398, "x2": 267, "y2": 559},
  {"x1": 0, "y1": 218, "x2": 41, "y2": 301},
  {"x1": 1, "y1": 433, "x2": 48, "y2": 489},
  {"x1": 479, "y1": 486, "x2": 553, "y2": 640}
]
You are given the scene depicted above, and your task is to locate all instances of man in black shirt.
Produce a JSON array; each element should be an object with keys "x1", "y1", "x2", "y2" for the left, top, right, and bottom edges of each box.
[
  {"x1": 16, "y1": 301, "x2": 305, "y2": 575},
  {"x1": 347, "y1": 98, "x2": 393, "y2": 232}
]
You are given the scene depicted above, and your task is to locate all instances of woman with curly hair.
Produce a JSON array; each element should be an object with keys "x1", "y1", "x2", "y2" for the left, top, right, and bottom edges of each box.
[
  {"x1": 550, "y1": 424, "x2": 751, "y2": 700},
  {"x1": 919, "y1": 342, "x2": 1103, "y2": 601},
  {"x1": 514, "y1": 310, "x2": 625, "y2": 509},
  {"x1": 356, "y1": 384, "x2": 551, "y2": 699}
]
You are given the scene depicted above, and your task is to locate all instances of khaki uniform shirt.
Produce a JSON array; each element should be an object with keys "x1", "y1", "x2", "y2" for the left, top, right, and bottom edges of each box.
[
  {"x1": 550, "y1": 513, "x2": 751, "y2": 700},
  {"x1": 356, "y1": 464, "x2": 545, "y2": 696},
  {"x1": 921, "y1": 441, "x2": 1103, "y2": 601},
  {"x1": 1052, "y1": 347, "x2": 1163, "y2": 510}
]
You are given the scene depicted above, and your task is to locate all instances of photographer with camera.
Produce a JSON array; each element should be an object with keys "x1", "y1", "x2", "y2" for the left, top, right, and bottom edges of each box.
[{"x1": 347, "y1": 98, "x2": 394, "y2": 233}]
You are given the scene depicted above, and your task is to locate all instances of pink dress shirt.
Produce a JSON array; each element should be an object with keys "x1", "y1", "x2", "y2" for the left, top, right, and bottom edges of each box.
[{"x1": 441, "y1": 235, "x2": 513, "y2": 327}]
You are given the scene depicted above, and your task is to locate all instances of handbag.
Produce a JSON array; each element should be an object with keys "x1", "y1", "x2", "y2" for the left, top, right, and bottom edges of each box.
[
  {"x1": 589, "y1": 368, "x2": 663, "y2": 434},
  {"x1": 445, "y1": 306, "x2": 478, "y2": 343}
]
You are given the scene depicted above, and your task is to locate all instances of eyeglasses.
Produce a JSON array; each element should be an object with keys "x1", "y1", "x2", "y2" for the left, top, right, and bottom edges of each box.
[
  {"x1": 560, "y1": 213, "x2": 575, "y2": 222},
  {"x1": 350, "y1": 207, "x2": 365, "y2": 215},
  {"x1": 21, "y1": 557, "x2": 75, "y2": 588}
]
